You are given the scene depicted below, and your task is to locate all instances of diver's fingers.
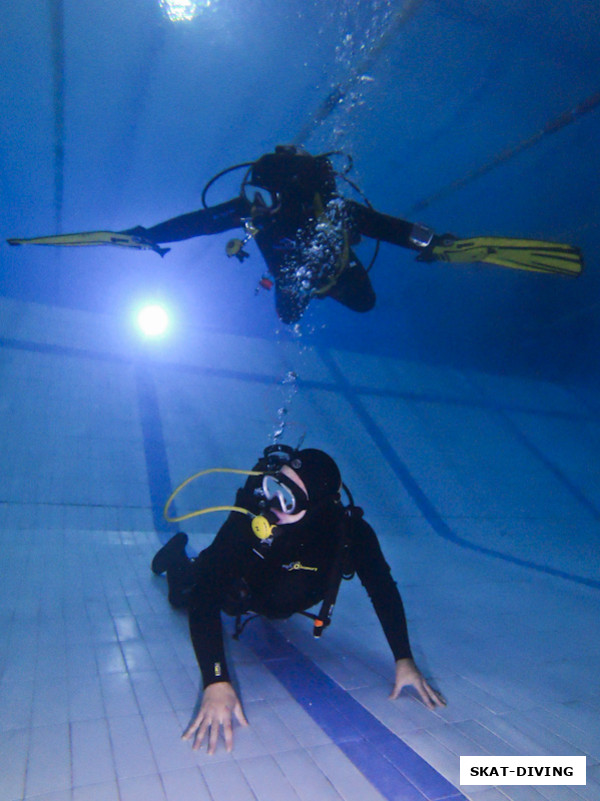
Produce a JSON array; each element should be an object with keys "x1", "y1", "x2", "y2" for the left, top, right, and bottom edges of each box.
[
  {"x1": 233, "y1": 700, "x2": 249, "y2": 727},
  {"x1": 207, "y1": 719, "x2": 220, "y2": 755},
  {"x1": 182, "y1": 709, "x2": 204, "y2": 742},
  {"x1": 222, "y1": 717, "x2": 234, "y2": 753}
]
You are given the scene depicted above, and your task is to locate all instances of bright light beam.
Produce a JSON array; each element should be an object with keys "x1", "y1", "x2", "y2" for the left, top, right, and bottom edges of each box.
[
  {"x1": 137, "y1": 304, "x2": 169, "y2": 337},
  {"x1": 160, "y1": 0, "x2": 212, "y2": 22}
]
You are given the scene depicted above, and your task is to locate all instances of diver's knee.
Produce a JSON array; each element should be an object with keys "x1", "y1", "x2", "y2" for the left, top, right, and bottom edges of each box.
[
  {"x1": 351, "y1": 290, "x2": 376, "y2": 313},
  {"x1": 361, "y1": 291, "x2": 376, "y2": 312}
]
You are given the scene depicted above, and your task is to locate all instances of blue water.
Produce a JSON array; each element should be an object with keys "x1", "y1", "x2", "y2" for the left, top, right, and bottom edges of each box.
[
  {"x1": 2, "y1": 0, "x2": 599, "y2": 383},
  {"x1": 1, "y1": 4, "x2": 600, "y2": 800}
]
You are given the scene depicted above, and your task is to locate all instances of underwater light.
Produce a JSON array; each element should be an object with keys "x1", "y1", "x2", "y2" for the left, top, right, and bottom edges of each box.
[
  {"x1": 137, "y1": 304, "x2": 169, "y2": 337},
  {"x1": 159, "y1": 0, "x2": 212, "y2": 22}
]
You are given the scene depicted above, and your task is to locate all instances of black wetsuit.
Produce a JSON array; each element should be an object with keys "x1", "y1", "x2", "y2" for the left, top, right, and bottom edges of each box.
[
  {"x1": 130, "y1": 150, "x2": 421, "y2": 324},
  {"x1": 168, "y1": 476, "x2": 413, "y2": 688}
]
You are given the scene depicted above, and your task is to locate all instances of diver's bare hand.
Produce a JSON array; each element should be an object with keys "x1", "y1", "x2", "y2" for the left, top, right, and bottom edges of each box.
[
  {"x1": 182, "y1": 681, "x2": 248, "y2": 754},
  {"x1": 390, "y1": 657, "x2": 446, "y2": 709}
]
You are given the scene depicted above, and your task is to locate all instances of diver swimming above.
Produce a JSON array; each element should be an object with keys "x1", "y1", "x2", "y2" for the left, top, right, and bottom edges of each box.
[
  {"x1": 8, "y1": 144, "x2": 583, "y2": 325},
  {"x1": 128, "y1": 143, "x2": 432, "y2": 324},
  {"x1": 152, "y1": 444, "x2": 446, "y2": 754}
]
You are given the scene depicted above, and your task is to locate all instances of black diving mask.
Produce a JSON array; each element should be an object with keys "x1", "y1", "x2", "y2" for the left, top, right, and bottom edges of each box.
[{"x1": 262, "y1": 473, "x2": 307, "y2": 515}]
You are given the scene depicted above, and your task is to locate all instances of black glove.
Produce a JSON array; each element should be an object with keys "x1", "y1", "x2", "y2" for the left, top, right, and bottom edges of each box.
[
  {"x1": 122, "y1": 225, "x2": 153, "y2": 240},
  {"x1": 416, "y1": 233, "x2": 457, "y2": 262}
]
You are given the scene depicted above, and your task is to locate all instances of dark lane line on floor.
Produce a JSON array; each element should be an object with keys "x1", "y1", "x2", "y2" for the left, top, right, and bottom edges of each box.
[{"x1": 319, "y1": 348, "x2": 600, "y2": 591}]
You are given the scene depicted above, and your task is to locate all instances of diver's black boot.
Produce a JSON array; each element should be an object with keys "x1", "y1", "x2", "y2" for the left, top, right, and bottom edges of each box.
[
  {"x1": 151, "y1": 532, "x2": 188, "y2": 575},
  {"x1": 166, "y1": 558, "x2": 197, "y2": 609}
]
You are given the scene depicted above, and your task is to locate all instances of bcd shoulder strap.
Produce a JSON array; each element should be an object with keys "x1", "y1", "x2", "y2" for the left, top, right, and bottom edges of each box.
[{"x1": 309, "y1": 504, "x2": 362, "y2": 638}]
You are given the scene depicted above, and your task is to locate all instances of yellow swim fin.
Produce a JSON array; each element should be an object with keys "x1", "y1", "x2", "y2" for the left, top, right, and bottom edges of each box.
[
  {"x1": 7, "y1": 230, "x2": 170, "y2": 257},
  {"x1": 426, "y1": 236, "x2": 583, "y2": 277}
]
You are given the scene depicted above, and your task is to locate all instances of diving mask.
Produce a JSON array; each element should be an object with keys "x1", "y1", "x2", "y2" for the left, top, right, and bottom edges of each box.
[
  {"x1": 262, "y1": 473, "x2": 307, "y2": 515},
  {"x1": 241, "y1": 182, "x2": 281, "y2": 213}
]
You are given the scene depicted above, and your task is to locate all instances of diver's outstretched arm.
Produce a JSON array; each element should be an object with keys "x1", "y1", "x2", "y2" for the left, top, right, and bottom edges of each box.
[
  {"x1": 346, "y1": 200, "x2": 438, "y2": 252},
  {"x1": 346, "y1": 201, "x2": 582, "y2": 276},
  {"x1": 125, "y1": 196, "x2": 250, "y2": 245}
]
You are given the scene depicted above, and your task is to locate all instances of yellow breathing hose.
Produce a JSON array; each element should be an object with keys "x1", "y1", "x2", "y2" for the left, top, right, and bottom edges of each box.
[
  {"x1": 163, "y1": 468, "x2": 263, "y2": 523},
  {"x1": 163, "y1": 467, "x2": 281, "y2": 541}
]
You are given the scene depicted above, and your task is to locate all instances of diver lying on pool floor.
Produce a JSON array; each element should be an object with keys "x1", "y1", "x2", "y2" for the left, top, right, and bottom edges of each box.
[{"x1": 152, "y1": 443, "x2": 446, "y2": 754}]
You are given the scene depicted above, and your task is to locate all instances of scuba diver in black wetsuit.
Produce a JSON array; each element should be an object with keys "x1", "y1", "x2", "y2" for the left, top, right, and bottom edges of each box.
[
  {"x1": 151, "y1": 444, "x2": 445, "y2": 754},
  {"x1": 9, "y1": 145, "x2": 583, "y2": 318},
  {"x1": 124, "y1": 144, "x2": 440, "y2": 324}
]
